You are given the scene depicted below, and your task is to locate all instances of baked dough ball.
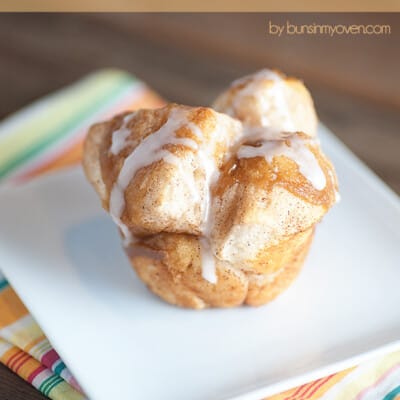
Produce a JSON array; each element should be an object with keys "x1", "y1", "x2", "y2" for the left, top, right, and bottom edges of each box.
[
  {"x1": 213, "y1": 69, "x2": 318, "y2": 138},
  {"x1": 83, "y1": 69, "x2": 338, "y2": 309}
]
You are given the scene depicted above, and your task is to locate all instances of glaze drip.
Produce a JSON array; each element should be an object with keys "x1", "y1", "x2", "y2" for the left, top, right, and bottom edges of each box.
[
  {"x1": 109, "y1": 108, "x2": 220, "y2": 283},
  {"x1": 230, "y1": 69, "x2": 296, "y2": 132},
  {"x1": 109, "y1": 109, "x2": 197, "y2": 244},
  {"x1": 187, "y1": 121, "x2": 221, "y2": 284},
  {"x1": 110, "y1": 114, "x2": 136, "y2": 155},
  {"x1": 107, "y1": 72, "x2": 327, "y2": 285},
  {"x1": 238, "y1": 135, "x2": 326, "y2": 190}
]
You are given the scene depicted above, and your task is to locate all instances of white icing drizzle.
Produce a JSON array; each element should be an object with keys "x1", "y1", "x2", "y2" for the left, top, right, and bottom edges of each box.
[
  {"x1": 109, "y1": 109, "x2": 197, "y2": 245},
  {"x1": 231, "y1": 69, "x2": 281, "y2": 87},
  {"x1": 110, "y1": 114, "x2": 136, "y2": 155},
  {"x1": 231, "y1": 68, "x2": 296, "y2": 133},
  {"x1": 199, "y1": 237, "x2": 217, "y2": 284},
  {"x1": 107, "y1": 70, "x2": 328, "y2": 285},
  {"x1": 242, "y1": 125, "x2": 293, "y2": 142},
  {"x1": 238, "y1": 135, "x2": 326, "y2": 191},
  {"x1": 109, "y1": 108, "x2": 220, "y2": 284},
  {"x1": 225, "y1": 70, "x2": 326, "y2": 192},
  {"x1": 187, "y1": 122, "x2": 220, "y2": 284},
  {"x1": 111, "y1": 214, "x2": 135, "y2": 247},
  {"x1": 230, "y1": 67, "x2": 326, "y2": 190}
]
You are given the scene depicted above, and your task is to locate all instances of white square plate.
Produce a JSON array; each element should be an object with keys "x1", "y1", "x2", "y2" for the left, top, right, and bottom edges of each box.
[{"x1": 0, "y1": 125, "x2": 399, "y2": 400}]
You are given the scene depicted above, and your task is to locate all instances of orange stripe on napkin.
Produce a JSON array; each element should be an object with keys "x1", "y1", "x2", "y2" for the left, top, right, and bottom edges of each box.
[
  {"x1": 0, "y1": 287, "x2": 29, "y2": 328},
  {"x1": 264, "y1": 367, "x2": 355, "y2": 400}
]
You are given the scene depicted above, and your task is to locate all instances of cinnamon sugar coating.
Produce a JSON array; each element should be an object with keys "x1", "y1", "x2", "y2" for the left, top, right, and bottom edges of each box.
[{"x1": 83, "y1": 69, "x2": 338, "y2": 309}]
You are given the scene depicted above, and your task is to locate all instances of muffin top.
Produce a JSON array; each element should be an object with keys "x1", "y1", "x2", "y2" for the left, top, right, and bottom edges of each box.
[{"x1": 83, "y1": 69, "x2": 338, "y2": 283}]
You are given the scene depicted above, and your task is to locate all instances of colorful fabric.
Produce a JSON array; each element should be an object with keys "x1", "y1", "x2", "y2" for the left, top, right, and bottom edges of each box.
[
  {"x1": 0, "y1": 275, "x2": 84, "y2": 399},
  {"x1": 0, "y1": 69, "x2": 164, "y2": 399},
  {"x1": 0, "y1": 69, "x2": 398, "y2": 400}
]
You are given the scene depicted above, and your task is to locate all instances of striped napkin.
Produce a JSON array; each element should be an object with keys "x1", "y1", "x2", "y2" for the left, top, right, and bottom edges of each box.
[{"x1": 0, "y1": 69, "x2": 399, "y2": 400}]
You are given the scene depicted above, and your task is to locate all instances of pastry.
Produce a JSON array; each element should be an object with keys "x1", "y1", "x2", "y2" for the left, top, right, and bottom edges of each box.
[
  {"x1": 83, "y1": 69, "x2": 338, "y2": 309},
  {"x1": 213, "y1": 69, "x2": 318, "y2": 137}
]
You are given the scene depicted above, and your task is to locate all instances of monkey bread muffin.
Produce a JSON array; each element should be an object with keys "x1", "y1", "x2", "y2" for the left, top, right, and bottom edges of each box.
[{"x1": 83, "y1": 69, "x2": 338, "y2": 309}]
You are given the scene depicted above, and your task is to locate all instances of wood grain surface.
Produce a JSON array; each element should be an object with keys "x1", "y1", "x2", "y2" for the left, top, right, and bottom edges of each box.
[{"x1": 0, "y1": 13, "x2": 398, "y2": 400}]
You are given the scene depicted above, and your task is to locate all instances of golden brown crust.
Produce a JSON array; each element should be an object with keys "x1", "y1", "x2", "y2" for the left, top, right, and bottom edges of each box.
[
  {"x1": 126, "y1": 228, "x2": 313, "y2": 309},
  {"x1": 82, "y1": 120, "x2": 111, "y2": 208},
  {"x1": 211, "y1": 133, "x2": 337, "y2": 268},
  {"x1": 245, "y1": 228, "x2": 313, "y2": 306},
  {"x1": 83, "y1": 104, "x2": 242, "y2": 236},
  {"x1": 213, "y1": 69, "x2": 318, "y2": 137},
  {"x1": 82, "y1": 69, "x2": 339, "y2": 309}
]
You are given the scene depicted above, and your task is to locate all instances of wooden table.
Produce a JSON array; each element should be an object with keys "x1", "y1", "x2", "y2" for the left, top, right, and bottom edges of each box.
[{"x1": 0, "y1": 13, "x2": 398, "y2": 399}]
